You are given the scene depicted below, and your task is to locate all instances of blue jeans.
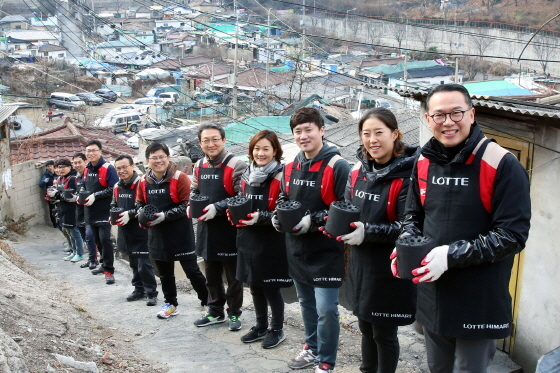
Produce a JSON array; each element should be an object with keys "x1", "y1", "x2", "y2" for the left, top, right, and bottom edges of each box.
[
  {"x1": 85, "y1": 225, "x2": 97, "y2": 263},
  {"x1": 64, "y1": 227, "x2": 84, "y2": 256},
  {"x1": 293, "y1": 280, "x2": 340, "y2": 367}
]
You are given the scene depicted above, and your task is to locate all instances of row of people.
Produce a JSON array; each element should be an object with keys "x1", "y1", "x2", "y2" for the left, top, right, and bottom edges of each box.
[{"x1": 42, "y1": 83, "x2": 531, "y2": 373}]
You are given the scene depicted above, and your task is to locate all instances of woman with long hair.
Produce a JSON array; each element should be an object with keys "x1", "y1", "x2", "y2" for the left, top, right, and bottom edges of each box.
[{"x1": 322, "y1": 108, "x2": 420, "y2": 372}]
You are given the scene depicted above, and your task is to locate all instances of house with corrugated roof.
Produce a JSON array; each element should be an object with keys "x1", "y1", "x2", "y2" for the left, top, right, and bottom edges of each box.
[
  {"x1": 4, "y1": 30, "x2": 61, "y2": 57},
  {"x1": 0, "y1": 15, "x2": 29, "y2": 31},
  {"x1": 38, "y1": 44, "x2": 67, "y2": 60}
]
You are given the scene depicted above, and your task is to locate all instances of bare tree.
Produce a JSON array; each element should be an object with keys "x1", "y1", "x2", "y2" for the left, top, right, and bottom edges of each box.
[
  {"x1": 501, "y1": 43, "x2": 518, "y2": 66},
  {"x1": 461, "y1": 57, "x2": 491, "y2": 81},
  {"x1": 416, "y1": 27, "x2": 434, "y2": 51},
  {"x1": 367, "y1": 21, "x2": 382, "y2": 47},
  {"x1": 470, "y1": 33, "x2": 494, "y2": 59},
  {"x1": 389, "y1": 23, "x2": 406, "y2": 51},
  {"x1": 532, "y1": 36, "x2": 557, "y2": 75}
]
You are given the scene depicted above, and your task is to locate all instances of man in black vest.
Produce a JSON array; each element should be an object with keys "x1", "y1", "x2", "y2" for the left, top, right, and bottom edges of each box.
[
  {"x1": 395, "y1": 84, "x2": 531, "y2": 372},
  {"x1": 191, "y1": 124, "x2": 247, "y2": 331},
  {"x1": 112, "y1": 155, "x2": 158, "y2": 306},
  {"x1": 276, "y1": 108, "x2": 350, "y2": 373},
  {"x1": 39, "y1": 159, "x2": 57, "y2": 229},
  {"x1": 82, "y1": 140, "x2": 119, "y2": 284}
]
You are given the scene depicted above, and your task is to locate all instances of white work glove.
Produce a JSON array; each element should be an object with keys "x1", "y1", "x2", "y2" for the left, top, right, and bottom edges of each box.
[
  {"x1": 117, "y1": 212, "x2": 130, "y2": 226},
  {"x1": 198, "y1": 204, "x2": 217, "y2": 221},
  {"x1": 47, "y1": 188, "x2": 58, "y2": 197},
  {"x1": 84, "y1": 193, "x2": 96, "y2": 206},
  {"x1": 238, "y1": 212, "x2": 259, "y2": 227},
  {"x1": 186, "y1": 205, "x2": 191, "y2": 218},
  {"x1": 292, "y1": 214, "x2": 311, "y2": 235},
  {"x1": 271, "y1": 212, "x2": 282, "y2": 232},
  {"x1": 148, "y1": 212, "x2": 165, "y2": 227},
  {"x1": 65, "y1": 194, "x2": 77, "y2": 203},
  {"x1": 340, "y1": 222, "x2": 365, "y2": 245},
  {"x1": 390, "y1": 248, "x2": 399, "y2": 278},
  {"x1": 412, "y1": 245, "x2": 449, "y2": 284},
  {"x1": 44, "y1": 178, "x2": 50, "y2": 183}
]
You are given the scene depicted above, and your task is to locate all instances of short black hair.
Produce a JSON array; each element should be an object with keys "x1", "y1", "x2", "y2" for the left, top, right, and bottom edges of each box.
[
  {"x1": 115, "y1": 154, "x2": 134, "y2": 165},
  {"x1": 85, "y1": 139, "x2": 102, "y2": 150},
  {"x1": 289, "y1": 107, "x2": 324, "y2": 132},
  {"x1": 72, "y1": 152, "x2": 86, "y2": 161},
  {"x1": 45, "y1": 160, "x2": 55, "y2": 166},
  {"x1": 145, "y1": 142, "x2": 170, "y2": 158},
  {"x1": 425, "y1": 83, "x2": 473, "y2": 112},
  {"x1": 198, "y1": 123, "x2": 225, "y2": 141},
  {"x1": 55, "y1": 158, "x2": 72, "y2": 167}
]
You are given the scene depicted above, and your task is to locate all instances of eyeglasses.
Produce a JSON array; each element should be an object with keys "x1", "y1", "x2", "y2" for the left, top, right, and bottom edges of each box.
[
  {"x1": 428, "y1": 109, "x2": 470, "y2": 125},
  {"x1": 148, "y1": 155, "x2": 168, "y2": 161},
  {"x1": 85, "y1": 149, "x2": 100, "y2": 153},
  {"x1": 200, "y1": 138, "x2": 223, "y2": 145},
  {"x1": 116, "y1": 165, "x2": 133, "y2": 171}
]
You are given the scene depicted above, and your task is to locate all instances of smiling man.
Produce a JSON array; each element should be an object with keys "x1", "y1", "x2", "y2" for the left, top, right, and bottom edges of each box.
[
  {"x1": 277, "y1": 107, "x2": 350, "y2": 373},
  {"x1": 191, "y1": 123, "x2": 247, "y2": 331},
  {"x1": 82, "y1": 140, "x2": 119, "y2": 284},
  {"x1": 396, "y1": 84, "x2": 531, "y2": 372},
  {"x1": 136, "y1": 143, "x2": 208, "y2": 319},
  {"x1": 111, "y1": 155, "x2": 158, "y2": 307}
]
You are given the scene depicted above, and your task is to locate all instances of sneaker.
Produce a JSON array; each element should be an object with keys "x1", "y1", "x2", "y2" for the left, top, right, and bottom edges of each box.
[
  {"x1": 193, "y1": 312, "x2": 226, "y2": 327},
  {"x1": 126, "y1": 291, "x2": 146, "y2": 302},
  {"x1": 91, "y1": 266, "x2": 105, "y2": 275},
  {"x1": 228, "y1": 315, "x2": 242, "y2": 331},
  {"x1": 104, "y1": 272, "x2": 115, "y2": 284},
  {"x1": 314, "y1": 363, "x2": 333, "y2": 373},
  {"x1": 146, "y1": 296, "x2": 157, "y2": 306},
  {"x1": 89, "y1": 261, "x2": 99, "y2": 270},
  {"x1": 80, "y1": 260, "x2": 92, "y2": 268},
  {"x1": 63, "y1": 254, "x2": 75, "y2": 261},
  {"x1": 262, "y1": 329, "x2": 286, "y2": 349},
  {"x1": 70, "y1": 255, "x2": 84, "y2": 263},
  {"x1": 157, "y1": 303, "x2": 178, "y2": 319},
  {"x1": 288, "y1": 344, "x2": 317, "y2": 369},
  {"x1": 240, "y1": 326, "x2": 268, "y2": 343}
]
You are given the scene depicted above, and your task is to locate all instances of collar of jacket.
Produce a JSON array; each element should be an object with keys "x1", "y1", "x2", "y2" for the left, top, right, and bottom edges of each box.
[
  {"x1": 145, "y1": 162, "x2": 178, "y2": 184},
  {"x1": 118, "y1": 171, "x2": 139, "y2": 188},
  {"x1": 295, "y1": 142, "x2": 341, "y2": 170},
  {"x1": 356, "y1": 145, "x2": 420, "y2": 181},
  {"x1": 422, "y1": 121, "x2": 484, "y2": 165},
  {"x1": 205, "y1": 149, "x2": 229, "y2": 167},
  {"x1": 60, "y1": 168, "x2": 78, "y2": 179},
  {"x1": 86, "y1": 157, "x2": 106, "y2": 171}
]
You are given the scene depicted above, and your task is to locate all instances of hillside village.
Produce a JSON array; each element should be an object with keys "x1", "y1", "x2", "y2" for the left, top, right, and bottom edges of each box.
[{"x1": 0, "y1": 0, "x2": 560, "y2": 372}]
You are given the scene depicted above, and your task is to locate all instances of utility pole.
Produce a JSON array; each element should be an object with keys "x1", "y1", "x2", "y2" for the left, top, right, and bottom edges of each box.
[
  {"x1": 232, "y1": 0, "x2": 239, "y2": 118},
  {"x1": 265, "y1": 8, "x2": 271, "y2": 98},
  {"x1": 455, "y1": 57, "x2": 459, "y2": 84},
  {"x1": 302, "y1": 0, "x2": 306, "y2": 53}
]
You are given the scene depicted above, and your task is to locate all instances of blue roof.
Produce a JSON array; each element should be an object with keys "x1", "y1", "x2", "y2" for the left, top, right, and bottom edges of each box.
[{"x1": 463, "y1": 80, "x2": 536, "y2": 96}]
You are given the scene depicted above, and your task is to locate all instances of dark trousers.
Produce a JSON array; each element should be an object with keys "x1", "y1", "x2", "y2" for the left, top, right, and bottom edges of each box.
[
  {"x1": 154, "y1": 258, "x2": 208, "y2": 307},
  {"x1": 358, "y1": 318, "x2": 399, "y2": 373},
  {"x1": 180, "y1": 258, "x2": 209, "y2": 306},
  {"x1": 204, "y1": 260, "x2": 243, "y2": 318},
  {"x1": 250, "y1": 285, "x2": 285, "y2": 330},
  {"x1": 91, "y1": 224, "x2": 114, "y2": 273},
  {"x1": 84, "y1": 225, "x2": 97, "y2": 263},
  {"x1": 423, "y1": 327, "x2": 497, "y2": 373},
  {"x1": 47, "y1": 202, "x2": 57, "y2": 228},
  {"x1": 130, "y1": 256, "x2": 158, "y2": 298}
]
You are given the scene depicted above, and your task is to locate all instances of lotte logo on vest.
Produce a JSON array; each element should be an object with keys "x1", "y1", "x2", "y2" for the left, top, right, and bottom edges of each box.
[{"x1": 421, "y1": 177, "x2": 469, "y2": 197}]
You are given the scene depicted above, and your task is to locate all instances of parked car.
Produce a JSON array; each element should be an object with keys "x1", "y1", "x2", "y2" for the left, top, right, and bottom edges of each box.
[
  {"x1": 117, "y1": 104, "x2": 149, "y2": 114},
  {"x1": 127, "y1": 134, "x2": 139, "y2": 149},
  {"x1": 374, "y1": 99, "x2": 391, "y2": 109},
  {"x1": 76, "y1": 92, "x2": 104, "y2": 106},
  {"x1": 159, "y1": 92, "x2": 180, "y2": 105},
  {"x1": 95, "y1": 110, "x2": 143, "y2": 133},
  {"x1": 94, "y1": 88, "x2": 118, "y2": 102},
  {"x1": 134, "y1": 97, "x2": 167, "y2": 107},
  {"x1": 47, "y1": 92, "x2": 86, "y2": 111}
]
